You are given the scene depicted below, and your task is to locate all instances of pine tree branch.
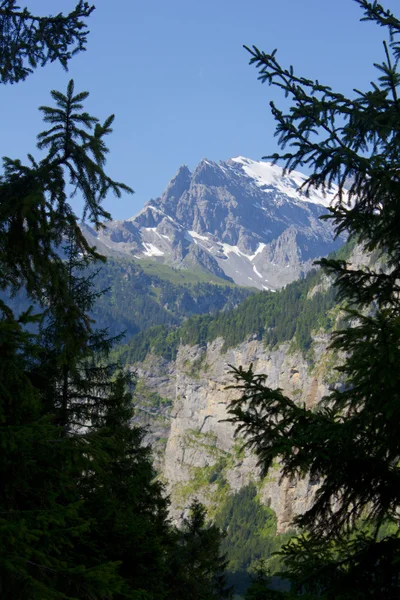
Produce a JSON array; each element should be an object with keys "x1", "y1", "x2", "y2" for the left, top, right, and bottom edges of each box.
[{"x1": 0, "y1": 1, "x2": 95, "y2": 83}]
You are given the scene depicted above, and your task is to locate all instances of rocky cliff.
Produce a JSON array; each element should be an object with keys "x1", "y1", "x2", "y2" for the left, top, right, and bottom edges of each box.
[
  {"x1": 127, "y1": 240, "x2": 378, "y2": 533},
  {"x1": 133, "y1": 331, "x2": 337, "y2": 533},
  {"x1": 83, "y1": 156, "x2": 347, "y2": 290}
]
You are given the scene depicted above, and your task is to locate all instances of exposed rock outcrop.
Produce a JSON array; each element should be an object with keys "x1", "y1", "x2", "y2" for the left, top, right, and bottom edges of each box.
[
  {"x1": 83, "y1": 156, "x2": 346, "y2": 290},
  {"x1": 133, "y1": 334, "x2": 334, "y2": 532}
]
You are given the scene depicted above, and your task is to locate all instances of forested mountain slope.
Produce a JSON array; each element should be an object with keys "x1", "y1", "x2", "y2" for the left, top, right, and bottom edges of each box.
[
  {"x1": 91, "y1": 258, "x2": 253, "y2": 338},
  {"x1": 120, "y1": 240, "x2": 362, "y2": 586},
  {"x1": 116, "y1": 239, "x2": 356, "y2": 365},
  {"x1": 2, "y1": 256, "x2": 253, "y2": 340}
]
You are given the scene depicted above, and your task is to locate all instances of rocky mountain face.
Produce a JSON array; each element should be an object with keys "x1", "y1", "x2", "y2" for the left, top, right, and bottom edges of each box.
[
  {"x1": 83, "y1": 157, "x2": 346, "y2": 290},
  {"x1": 129, "y1": 242, "x2": 373, "y2": 533},
  {"x1": 133, "y1": 332, "x2": 335, "y2": 533}
]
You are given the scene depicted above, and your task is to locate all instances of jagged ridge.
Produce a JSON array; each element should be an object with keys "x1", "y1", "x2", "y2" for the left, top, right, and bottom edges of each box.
[{"x1": 83, "y1": 156, "x2": 347, "y2": 290}]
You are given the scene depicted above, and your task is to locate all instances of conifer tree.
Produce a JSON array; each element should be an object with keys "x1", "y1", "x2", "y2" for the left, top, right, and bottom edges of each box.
[
  {"x1": 0, "y1": 100, "x2": 174, "y2": 598},
  {"x1": 75, "y1": 370, "x2": 172, "y2": 600},
  {"x1": 0, "y1": 4, "x2": 130, "y2": 597},
  {"x1": 0, "y1": 78, "x2": 133, "y2": 304},
  {"x1": 244, "y1": 561, "x2": 286, "y2": 600},
  {"x1": 36, "y1": 234, "x2": 120, "y2": 429},
  {"x1": 228, "y1": 1, "x2": 400, "y2": 598},
  {"x1": 0, "y1": 4, "x2": 168, "y2": 598},
  {"x1": 167, "y1": 499, "x2": 233, "y2": 600},
  {"x1": 0, "y1": 299, "x2": 126, "y2": 599},
  {"x1": 0, "y1": 1, "x2": 94, "y2": 84}
]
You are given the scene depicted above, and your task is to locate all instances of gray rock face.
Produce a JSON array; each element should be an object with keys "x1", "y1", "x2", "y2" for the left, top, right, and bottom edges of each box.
[
  {"x1": 133, "y1": 334, "x2": 334, "y2": 532},
  {"x1": 84, "y1": 157, "x2": 346, "y2": 289},
  {"x1": 129, "y1": 243, "x2": 374, "y2": 532}
]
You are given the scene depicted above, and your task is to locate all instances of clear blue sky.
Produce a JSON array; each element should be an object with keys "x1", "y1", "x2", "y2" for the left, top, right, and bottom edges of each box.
[{"x1": 1, "y1": 0, "x2": 398, "y2": 220}]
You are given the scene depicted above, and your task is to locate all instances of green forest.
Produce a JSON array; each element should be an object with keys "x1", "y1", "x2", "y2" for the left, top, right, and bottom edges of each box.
[
  {"x1": 1, "y1": 256, "x2": 252, "y2": 340},
  {"x1": 91, "y1": 258, "x2": 252, "y2": 339},
  {"x1": 115, "y1": 245, "x2": 349, "y2": 365},
  {"x1": 1, "y1": 1, "x2": 400, "y2": 599}
]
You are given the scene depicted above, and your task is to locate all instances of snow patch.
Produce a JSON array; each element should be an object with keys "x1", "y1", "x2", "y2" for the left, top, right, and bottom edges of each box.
[
  {"x1": 253, "y1": 265, "x2": 263, "y2": 279},
  {"x1": 220, "y1": 243, "x2": 247, "y2": 258},
  {"x1": 188, "y1": 230, "x2": 210, "y2": 241},
  {"x1": 142, "y1": 243, "x2": 164, "y2": 257},
  {"x1": 143, "y1": 227, "x2": 164, "y2": 239},
  {"x1": 231, "y1": 157, "x2": 346, "y2": 207},
  {"x1": 219, "y1": 241, "x2": 267, "y2": 263},
  {"x1": 248, "y1": 243, "x2": 266, "y2": 261},
  {"x1": 184, "y1": 231, "x2": 193, "y2": 242}
]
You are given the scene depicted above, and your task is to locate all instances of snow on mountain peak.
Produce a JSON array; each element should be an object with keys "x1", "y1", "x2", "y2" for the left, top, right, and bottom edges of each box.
[
  {"x1": 230, "y1": 156, "x2": 341, "y2": 208},
  {"x1": 82, "y1": 153, "x2": 347, "y2": 291}
]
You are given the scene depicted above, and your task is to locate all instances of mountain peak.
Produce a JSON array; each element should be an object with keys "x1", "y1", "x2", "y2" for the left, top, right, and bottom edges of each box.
[
  {"x1": 163, "y1": 164, "x2": 192, "y2": 202},
  {"x1": 175, "y1": 163, "x2": 191, "y2": 175},
  {"x1": 227, "y1": 156, "x2": 341, "y2": 208},
  {"x1": 84, "y1": 154, "x2": 345, "y2": 291},
  {"x1": 192, "y1": 158, "x2": 226, "y2": 185},
  {"x1": 170, "y1": 164, "x2": 191, "y2": 184}
]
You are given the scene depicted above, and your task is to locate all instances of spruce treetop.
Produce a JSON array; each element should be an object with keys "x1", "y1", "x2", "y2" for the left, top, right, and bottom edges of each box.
[
  {"x1": 0, "y1": 79, "x2": 133, "y2": 301},
  {"x1": 0, "y1": 0, "x2": 94, "y2": 84}
]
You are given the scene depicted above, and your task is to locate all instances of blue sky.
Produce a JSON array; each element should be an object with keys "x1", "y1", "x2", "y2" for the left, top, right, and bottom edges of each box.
[{"x1": 1, "y1": 0, "x2": 398, "y2": 220}]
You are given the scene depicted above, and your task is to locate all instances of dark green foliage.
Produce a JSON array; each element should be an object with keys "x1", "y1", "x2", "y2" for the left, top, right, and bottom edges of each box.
[
  {"x1": 0, "y1": 1, "x2": 94, "y2": 84},
  {"x1": 0, "y1": 7, "x2": 132, "y2": 317},
  {"x1": 0, "y1": 233, "x2": 172, "y2": 598},
  {"x1": 0, "y1": 7, "x2": 140, "y2": 595},
  {"x1": 0, "y1": 78, "x2": 133, "y2": 304},
  {"x1": 276, "y1": 527, "x2": 400, "y2": 600},
  {"x1": 0, "y1": 303, "x2": 123, "y2": 599},
  {"x1": 228, "y1": 1, "x2": 400, "y2": 597},
  {"x1": 115, "y1": 323, "x2": 180, "y2": 363},
  {"x1": 75, "y1": 372, "x2": 172, "y2": 600},
  {"x1": 168, "y1": 499, "x2": 233, "y2": 600},
  {"x1": 214, "y1": 484, "x2": 277, "y2": 573},
  {"x1": 37, "y1": 238, "x2": 108, "y2": 428},
  {"x1": 117, "y1": 261, "x2": 341, "y2": 364},
  {"x1": 5, "y1": 234, "x2": 228, "y2": 598},
  {"x1": 213, "y1": 484, "x2": 293, "y2": 598},
  {"x1": 91, "y1": 258, "x2": 252, "y2": 339},
  {"x1": 1, "y1": 255, "x2": 251, "y2": 342},
  {"x1": 245, "y1": 562, "x2": 288, "y2": 600}
]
